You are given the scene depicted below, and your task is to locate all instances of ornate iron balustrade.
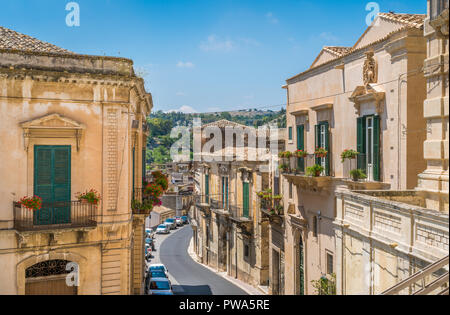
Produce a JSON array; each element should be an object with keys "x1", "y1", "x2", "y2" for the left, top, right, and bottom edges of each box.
[
  {"x1": 280, "y1": 154, "x2": 317, "y2": 175},
  {"x1": 13, "y1": 200, "x2": 97, "y2": 232},
  {"x1": 229, "y1": 204, "x2": 252, "y2": 222}
]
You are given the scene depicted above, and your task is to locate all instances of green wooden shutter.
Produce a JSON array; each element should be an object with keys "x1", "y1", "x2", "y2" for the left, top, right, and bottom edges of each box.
[
  {"x1": 357, "y1": 117, "x2": 366, "y2": 173},
  {"x1": 53, "y1": 147, "x2": 71, "y2": 224},
  {"x1": 297, "y1": 125, "x2": 305, "y2": 172},
  {"x1": 243, "y1": 182, "x2": 249, "y2": 218},
  {"x1": 34, "y1": 146, "x2": 71, "y2": 226},
  {"x1": 289, "y1": 127, "x2": 293, "y2": 140},
  {"x1": 373, "y1": 115, "x2": 381, "y2": 181},
  {"x1": 226, "y1": 178, "x2": 229, "y2": 209},
  {"x1": 315, "y1": 125, "x2": 320, "y2": 165},
  {"x1": 323, "y1": 121, "x2": 330, "y2": 176}
]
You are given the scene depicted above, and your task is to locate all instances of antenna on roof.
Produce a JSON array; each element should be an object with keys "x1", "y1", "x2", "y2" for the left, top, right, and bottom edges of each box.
[{"x1": 389, "y1": 10, "x2": 395, "y2": 14}]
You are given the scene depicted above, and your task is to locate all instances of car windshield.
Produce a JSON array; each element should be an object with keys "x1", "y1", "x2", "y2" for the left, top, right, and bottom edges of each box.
[
  {"x1": 150, "y1": 271, "x2": 166, "y2": 278},
  {"x1": 150, "y1": 281, "x2": 170, "y2": 290},
  {"x1": 158, "y1": 225, "x2": 166, "y2": 229},
  {"x1": 166, "y1": 219, "x2": 174, "y2": 223},
  {"x1": 150, "y1": 266, "x2": 165, "y2": 272}
]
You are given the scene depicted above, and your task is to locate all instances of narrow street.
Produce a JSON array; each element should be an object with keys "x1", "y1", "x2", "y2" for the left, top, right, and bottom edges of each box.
[{"x1": 149, "y1": 225, "x2": 247, "y2": 295}]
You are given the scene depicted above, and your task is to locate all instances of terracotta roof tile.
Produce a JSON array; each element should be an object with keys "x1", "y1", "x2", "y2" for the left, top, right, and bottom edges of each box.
[
  {"x1": 0, "y1": 26, "x2": 74, "y2": 54},
  {"x1": 378, "y1": 13, "x2": 426, "y2": 28},
  {"x1": 323, "y1": 46, "x2": 352, "y2": 56}
]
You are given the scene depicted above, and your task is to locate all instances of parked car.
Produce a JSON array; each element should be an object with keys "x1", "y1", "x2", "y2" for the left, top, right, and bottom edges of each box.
[
  {"x1": 164, "y1": 218, "x2": 176, "y2": 230},
  {"x1": 156, "y1": 224, "x2": 170, "y2": 234},
  {"x1": 146, "y1": 277, "x2": 173, "y2": 295},
  {"x1": 148, "y1": 270, "x2": 168, "y2": 279},
  {"x1": 148, "y1": 263, "x2": 168, "y2": 275},
  {"x1": 175, "y1": 217, "x2": 183, "y2": 226},
  {"x1": 181, "y1": 216, "x2": 189, "y2": 224}
]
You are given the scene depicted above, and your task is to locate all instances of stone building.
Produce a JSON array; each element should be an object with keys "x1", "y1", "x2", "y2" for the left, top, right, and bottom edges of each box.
[
  {"x1": 279, "y1": 10, "x2": 448, "y2": 295},
  {"x1": 0, "y1": 27, "x2": 152, "y2": 294},
  {"x1": 191, "y1": 120, "x2": 282, "y2": 293}
]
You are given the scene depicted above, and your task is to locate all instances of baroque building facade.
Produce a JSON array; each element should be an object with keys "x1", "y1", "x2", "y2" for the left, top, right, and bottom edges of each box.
[
  {"x1": 0, "y1": 27, "x2": 152, "y2": 294},
  {"x1": 279, "y1": 9, "x2": 448, "y2": 295}
]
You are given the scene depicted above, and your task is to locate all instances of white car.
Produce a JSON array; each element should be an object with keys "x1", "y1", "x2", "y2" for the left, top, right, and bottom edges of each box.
[
  {"x1": 148, "y1": 263, "x2": 168, "y2": 275},
  {"x1": 156, "y1": 224, "x2": 170, "y2": 234},
  {"x1": 175, "y1": 217, "x2": 183, "y2": 226}
]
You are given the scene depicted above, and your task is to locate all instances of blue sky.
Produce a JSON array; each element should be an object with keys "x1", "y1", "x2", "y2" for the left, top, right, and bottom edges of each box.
[{"x1": 0, "y1": 0, "x2": 426, "y2": 113}]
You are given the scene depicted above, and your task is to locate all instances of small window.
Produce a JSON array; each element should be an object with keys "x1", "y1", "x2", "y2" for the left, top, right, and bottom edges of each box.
[
  {"x1": 244, "y1": 244, "x2": 250, "y2": 258},
  {"x1": 289, "y1": 127, "x2": 293, "y2": 140},
  {"x1": 326, "y1": 253, "x2": 334, "y2": 275}
]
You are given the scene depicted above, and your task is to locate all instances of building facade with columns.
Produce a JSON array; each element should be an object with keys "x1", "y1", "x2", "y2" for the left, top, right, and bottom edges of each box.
[{"x1": 0, "y1": 27, "x2": 152, "y2": 295}]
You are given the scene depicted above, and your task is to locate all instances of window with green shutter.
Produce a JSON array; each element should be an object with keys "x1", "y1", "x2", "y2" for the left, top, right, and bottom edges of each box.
[
  {"x1": 289, "y1": 127, "x2": 293, "y2": 140},
  {"x1": 132, "y1": 147, "x2": 135, "y2": 198},
  {"x1": 34, "y1": 146, "x2": 71, "y2": 225},
  {"x1": 222, "y1": 177, "x2": 229, "y2": 209},
  {"x1": 357, "y1": 115, "x2": 381, "y2": 181},
  {"x1": 243, "y1": 182, "x2": 249, "y2": 218},
  {"x1": 315, "y1": 122, "x2": 330, "y2": 176},
  {"x1": 142, "y1": 148, "x2": 146, "y2": 185},
  {"x1": 297, "y1": 125, "x2": 305, "y2": 172},
  {"x1": 205, "y1": 174, "x2": 209, "y2": 203}
]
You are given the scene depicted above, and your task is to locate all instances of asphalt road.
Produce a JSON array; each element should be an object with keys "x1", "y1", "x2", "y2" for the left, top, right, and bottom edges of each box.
[{"x1": 155, "y1": 224, "x2": 248, "y2": 295}]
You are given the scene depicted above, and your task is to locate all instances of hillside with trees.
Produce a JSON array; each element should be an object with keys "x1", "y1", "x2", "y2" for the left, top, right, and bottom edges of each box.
[{"x1": 146, "y1": 109, "x2": 286, "y2": 165}]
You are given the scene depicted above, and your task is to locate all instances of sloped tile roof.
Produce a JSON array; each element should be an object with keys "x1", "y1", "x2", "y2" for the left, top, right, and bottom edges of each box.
[
  {"x1": 378, "y1": 12, "x2": 426, "y2": 29},
  {"x1": 0, "y1": 26, "x2": 74, "y2": 54},
  {"x1": 323, "y1": 46, "x2": 352, "y2": 56}
]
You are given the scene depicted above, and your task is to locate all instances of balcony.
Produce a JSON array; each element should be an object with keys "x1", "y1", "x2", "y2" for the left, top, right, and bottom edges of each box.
[
  {"x1": 229, "y1": 205, "x2": 252, "y2": 224},
  {"x1": 13, "y1": 201, "x2": 97, "y2": 232},
  {"x1": 131, "y1": 188, "x2": 153, "y2": 215}
]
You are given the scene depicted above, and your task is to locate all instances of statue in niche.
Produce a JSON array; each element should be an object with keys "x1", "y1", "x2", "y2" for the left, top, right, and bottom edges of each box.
[{"x1": 363, "y1": 50, "x2": 378, "y2": 86}]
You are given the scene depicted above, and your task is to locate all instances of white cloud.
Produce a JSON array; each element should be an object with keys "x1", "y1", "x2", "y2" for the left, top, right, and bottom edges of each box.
[
  {"x1": 266, "y1": 12, "x2": 279, "y2": 24},
  {"x1": 319, "y1": 32, "x2": 339, "y2": 42},
  {"x1": 200, "y1": 35, "x2": 234, "y2": 52},
  {"x1": 165, "y1": 105, "x2": 198, "y2": 114},
  {"x1": 177, "y1": 61, "x2": 195, "y2": 68},
  {"x1": 176, "y1": 91, "x2": 186, "y2": 96}
]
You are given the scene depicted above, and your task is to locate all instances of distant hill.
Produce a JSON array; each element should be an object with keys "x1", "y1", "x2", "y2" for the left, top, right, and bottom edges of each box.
[{"x1": 146, "y1": 109, "x2": 286, "y2": 165}]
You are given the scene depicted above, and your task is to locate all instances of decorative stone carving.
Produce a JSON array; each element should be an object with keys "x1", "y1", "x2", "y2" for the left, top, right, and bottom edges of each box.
[
  {"x1": 363, "y1": 50, "x2": 378, "y2": 86},
  {"x1": 430, "y1": 9, "x2": 449, "y2": 38},
  {"x1": 349, "y1": 85, "x2": 385, "y2": 115},
  {"x1": 20, "y1": 113, "x2": 85, "y2": 152}
]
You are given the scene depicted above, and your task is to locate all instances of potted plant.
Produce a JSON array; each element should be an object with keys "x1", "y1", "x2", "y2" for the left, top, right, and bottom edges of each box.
[
  {"x1": 76, "y1": 189, "x2": 101, "y2": 205},
  {"x1": 19, "y1": 196, "x2": 42, "y2": 211},
  {"x1": 349, "y1": 169, "x2": 367, "y2": 182},
  {"x1": 279, "y1": 164, "x2": 289, "y2": 173},
  {"x1": 307, "y1": 164, "x2": 325, "y2": 177},
  {"x1": 295, "y1": 150, "x2": 308, "y2": 158},
  {"x1": 341, "y1": 149, "x2": 359, "y2": 163},
  {"x1": 315, "y1": 147, "x2": 328, "y2": 158}
]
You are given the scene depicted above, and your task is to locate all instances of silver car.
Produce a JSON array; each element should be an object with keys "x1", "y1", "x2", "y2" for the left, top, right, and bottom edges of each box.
[
  {"x1": 156, "y1": 224, "x2": 170, "y2": 234},
  {"x1": 146, "y1": 277, "x2": 173, "y2": 295}
]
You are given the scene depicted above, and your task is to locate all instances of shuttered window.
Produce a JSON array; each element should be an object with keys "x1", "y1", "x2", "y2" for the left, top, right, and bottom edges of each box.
[
  {"x1": 315, "y1": 122, "x2": 330, "y2": 176},
  {"x1": 357, "y1": 115, "x2": 380, "y2": 181},
  {"x1": 243, "y1": 182, "x2": 249, "y2": 218},
  {"x1": 34, "y1": 146, "x2": 71, "y2": 225},
  {"x1": 289, "y1": 127, "x2": 293, "y2": 140},
  {"x1": 205, "y1": 174, "x2": 209, "y2": 203},
  {"x1": 297, "y1": 125, "x2": 305, "y2": 171}
]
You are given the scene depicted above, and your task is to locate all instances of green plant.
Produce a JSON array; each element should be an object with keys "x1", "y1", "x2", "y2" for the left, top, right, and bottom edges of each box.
[
  {"x1": 307, "y1": 164, "x2": 325, "y2": 177},
  {"x1": 295, "y1": 150, "x2": 308, "y2": 158},
  {"x1": 279, "y1": 164, "x2": 289, "y2": 172},
  {"x1": 19, "y1": 196, "x2": 43, "y2": 211},
  {"x1": 76, "y1": 189, "x2": 101, "y2": 205},
  {"x1": 341, "y1": 149, "x2": 359, "y2": 163},
  {"x1": 131, "y1": 199, "x2": 154, "y2": 212},
  {"x1": 311, "y1": 274, "x2": 336, "y2": 295},
  {"x1": 349, "y1": 169, "x2": 367, "y2": 181}
]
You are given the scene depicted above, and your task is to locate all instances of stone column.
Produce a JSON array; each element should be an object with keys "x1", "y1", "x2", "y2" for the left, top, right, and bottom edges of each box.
[{"x1": 417, "y1": 5, "x2": 449, "y2": 213}]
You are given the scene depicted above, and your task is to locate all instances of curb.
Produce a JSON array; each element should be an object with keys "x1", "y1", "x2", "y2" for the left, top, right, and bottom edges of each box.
[{"x1": 187, "y1": 238, "x2": 266, "y2": 296}]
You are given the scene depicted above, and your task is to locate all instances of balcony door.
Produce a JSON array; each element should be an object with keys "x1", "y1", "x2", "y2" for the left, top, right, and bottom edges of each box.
[
  {"x1": 315, "y1": 121, "x2": 330, "y2": 176},
  {"x1": 297, "y1": 125, "x2": 305, "y2": 172},
  {"x1": 34, "y1": 146, "x2": 71, "y2": 226},
  {"x1": 357, "y1": 115, "x2": 380, "y2": 181},
  {"x1": 243, "y1": 182, "x2": 249, "y2": 218}
]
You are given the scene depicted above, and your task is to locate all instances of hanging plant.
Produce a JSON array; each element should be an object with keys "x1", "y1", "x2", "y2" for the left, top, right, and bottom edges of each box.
[
  {"x1": 19, "y1": 196, "x2": 42, "y2": 211},
  {"x1": 76, "y1": 189, "x2": 101, "y2": 205},
  {"x1": 314, "y1": 147, "x2": 328, "y2": 158}
]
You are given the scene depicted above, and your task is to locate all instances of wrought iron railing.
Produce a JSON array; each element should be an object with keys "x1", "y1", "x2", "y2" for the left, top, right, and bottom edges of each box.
[
  {"x1": 279, "y1": 154, "x2": 318, "y2": 175},
  {"x1": 230, "y1": 204, "x2": 252, "y2": 221},
  {"x1": 194, "y1": 193, "x2": 234, "y2": 211},
  {"x1": 13, "y1": 201, "x2": 97, "y2": 232}
]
